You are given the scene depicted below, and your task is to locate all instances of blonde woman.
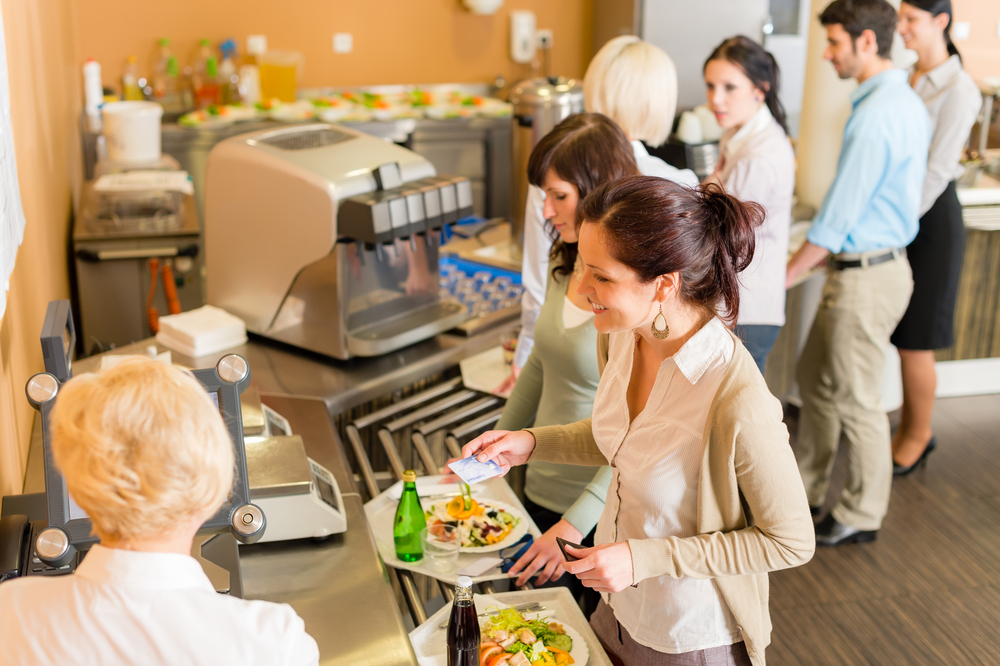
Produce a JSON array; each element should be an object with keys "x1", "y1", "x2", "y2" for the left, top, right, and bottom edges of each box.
[
  {"x1": 505, "y1": 36, "x2": 698, "y2": 391},
  {"x1": 0, "y1": 359, "x2": 319, "y2": 666}
]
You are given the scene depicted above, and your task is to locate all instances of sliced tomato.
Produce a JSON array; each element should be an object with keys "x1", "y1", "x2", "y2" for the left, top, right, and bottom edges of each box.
[
  {"x1": 480, "y1": 645, "x2": 503, "y2": 666},
  {"x1": 487, "y1": 653, "x2": 512, "y2": 666},
  {"x1": 479, "y1": 642, "x2": 500, "y2": 655}
]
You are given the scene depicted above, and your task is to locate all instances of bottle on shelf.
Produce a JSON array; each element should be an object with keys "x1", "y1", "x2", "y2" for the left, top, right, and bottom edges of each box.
[
  {"x1": 151, "y1": 39, "x2": 188, "y2": 113},
  {"x1": 392, "y1": 469, "x2": 426, "y2": 562},
  {"x1": 122, "y1": 55, "x2": 143, "y2": 100},
  {"x1": 238, "y1": 35, "x2": 266, "y2": 106},
  {"x1": 192, "y1": 38, "x2": 221, "y2": 109},
  {"x1": 218, "y1": 39, "x2": 241, "y2": 106},
  {"x1": 447, "y1": 577, "x2": 480, "y2": 666},
  {"x1": 83, "y1": 58, "x2": 103, "y2": 132}
]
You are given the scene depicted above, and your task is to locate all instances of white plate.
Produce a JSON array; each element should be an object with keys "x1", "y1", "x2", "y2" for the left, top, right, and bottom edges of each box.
[
  {"x1": 482, "y1": 615, "x2": 590, "y2": 666},
  {"x1": 425, "y1": 498, "x2": 528, "y2": 553}
]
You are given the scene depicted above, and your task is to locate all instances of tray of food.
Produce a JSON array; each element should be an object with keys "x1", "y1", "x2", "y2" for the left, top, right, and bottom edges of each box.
[
  {"x1": 410, "y1": 589, "x2": 609, "y2": 666},
  {"x1": 364, "y1": 475, "x2": 540, "y2": 584},
  {"x1": 424, "y1": 496, "x2": 528, "y2": 552}
]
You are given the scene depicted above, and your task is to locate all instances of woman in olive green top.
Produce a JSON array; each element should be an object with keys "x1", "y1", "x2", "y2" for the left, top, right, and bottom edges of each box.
[{"x1": 497, "y1": 113, "x2": 639, "y2": 596}]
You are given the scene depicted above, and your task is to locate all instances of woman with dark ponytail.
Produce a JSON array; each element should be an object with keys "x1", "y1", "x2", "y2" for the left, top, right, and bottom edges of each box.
[
  {"x1": 463, "y1": 176, "x2": 815, "y2": 666},
  {"x1": 703, "y1": 36, "x2": 796, "y2": 374},
  {"x1": 891, "y1": 1, "x2": 982, "y2": 475}
]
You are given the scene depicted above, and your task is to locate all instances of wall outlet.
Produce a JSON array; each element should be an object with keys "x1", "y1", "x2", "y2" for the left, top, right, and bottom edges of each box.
[
  {"x1": 536, "y1": 29, "x2": 553, "y2": 50},
  {"x1": 952, "y1": 22, "x2": 971, "y2": 42},
  {"x1": 333, "y1": 33, "x2": 353, "y2": 54},
  {"x1": 510, "y1": 10, "x2": 537, "y2": 64},
  {"x1": 246, "y1": 34, "x2": 267, "y2": 56}
]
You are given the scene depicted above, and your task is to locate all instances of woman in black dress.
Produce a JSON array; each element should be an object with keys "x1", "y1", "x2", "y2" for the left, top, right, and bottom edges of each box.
[{"x1": 891, "y1": 0, "x2": 983, "y2": 474}]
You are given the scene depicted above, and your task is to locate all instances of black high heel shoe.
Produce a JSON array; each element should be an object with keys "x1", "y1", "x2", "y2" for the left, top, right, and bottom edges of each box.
[{"x1": 893, "y1": 436, "x2": 937, "y2": 476}]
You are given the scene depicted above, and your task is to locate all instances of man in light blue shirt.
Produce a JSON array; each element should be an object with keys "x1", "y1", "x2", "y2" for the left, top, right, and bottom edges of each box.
[{"x1": 787, "y1": 0, "x2": 930, "y2": 547}]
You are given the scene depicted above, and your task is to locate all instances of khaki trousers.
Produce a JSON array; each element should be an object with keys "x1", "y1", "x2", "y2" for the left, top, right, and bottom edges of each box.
[{"x1": 796, "y1": 255, "x2": 913, "y2": 530}]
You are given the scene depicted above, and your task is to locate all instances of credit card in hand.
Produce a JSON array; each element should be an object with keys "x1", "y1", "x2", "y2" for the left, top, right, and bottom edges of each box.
[
  {"x1": 447, "y1": 456, "x2": 505, "y2": 485},
  {"x1": 556, "y1": 537, "x2": 585, "y2": 562}
]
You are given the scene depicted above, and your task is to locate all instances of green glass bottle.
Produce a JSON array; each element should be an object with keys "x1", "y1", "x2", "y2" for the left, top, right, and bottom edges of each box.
[{"x1": 393, "y1": 470, "x2": 426, "y2": 562}]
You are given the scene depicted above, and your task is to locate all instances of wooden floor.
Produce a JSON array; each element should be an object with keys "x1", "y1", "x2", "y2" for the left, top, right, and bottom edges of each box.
[{"x1": 770, "y1": 394, "x2": 1000, "y2": 665}]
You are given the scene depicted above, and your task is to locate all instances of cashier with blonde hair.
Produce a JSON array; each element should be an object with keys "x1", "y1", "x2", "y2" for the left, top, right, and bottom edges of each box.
[
  {"x1": 503, "y1": 35, "x2": 698, "y2": 392},
  {"x1": 0, "y1": 358, "x2": 319, "y2": 666}
]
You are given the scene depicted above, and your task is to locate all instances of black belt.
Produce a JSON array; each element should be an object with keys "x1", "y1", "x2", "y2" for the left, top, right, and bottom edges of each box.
[{"x1": 830, "y1": 248, "x2": 904, "y2": 271}]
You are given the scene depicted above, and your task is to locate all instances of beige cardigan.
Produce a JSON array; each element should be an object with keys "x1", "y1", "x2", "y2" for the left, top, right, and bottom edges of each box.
[{"x1": 526, "y1": 331, "x2": 815, "y2": 665}]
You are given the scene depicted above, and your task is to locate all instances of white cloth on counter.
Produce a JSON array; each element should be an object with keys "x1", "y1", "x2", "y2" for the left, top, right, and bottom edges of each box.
[
  {"x1": 93, "y1": 170, "x2": 194, "y2": 195},
  {"x1": 515, "y1": 143, "x2": 697, "y2": 368},
  {"x1": 155, "y1": 304, "x2": 247, "y2": 358},
  {"x1": 0, "y1": 544, "x2": 319, "y2": 666}
]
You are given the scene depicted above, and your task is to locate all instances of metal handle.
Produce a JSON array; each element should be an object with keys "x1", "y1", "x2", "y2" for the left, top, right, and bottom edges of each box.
[
  {"x1": 75, "y1": 243, "x2": 199, "y2": 263},
  {"x1": 396, "y1": 569, "x2": 427, "y2": 626},
  {"x1": 345, "y1": 424, "x2": 381, "y2": 500}
]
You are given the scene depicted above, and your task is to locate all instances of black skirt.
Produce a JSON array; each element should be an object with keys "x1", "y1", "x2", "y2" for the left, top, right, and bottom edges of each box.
[{"x1": 891, "y1": 180, "x2": 965, "y2": 350}]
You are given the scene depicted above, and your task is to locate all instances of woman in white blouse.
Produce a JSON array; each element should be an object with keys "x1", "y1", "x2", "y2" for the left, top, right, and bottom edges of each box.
[
  {"x1": 891, "y1": 0, "x2": 982, "y2": 475},
  {"x1": 501, "y1": 36, "x2": 698, "y2": 393},
  {"x1": 466, "y1": 177, "x2": 814, "y2": 665},
  {"x1": 704, "y1": 36, "x2": 796, "y2": 374}
]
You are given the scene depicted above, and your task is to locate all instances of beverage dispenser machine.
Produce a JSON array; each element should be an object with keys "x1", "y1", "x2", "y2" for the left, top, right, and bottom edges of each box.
[{"x1": 204, "y1": 124, "x2": 473, "y2": 360}]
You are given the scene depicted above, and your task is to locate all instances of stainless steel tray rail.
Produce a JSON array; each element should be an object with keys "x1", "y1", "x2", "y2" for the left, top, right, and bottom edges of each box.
[
  {"x1": 377, "y1": 389, "x2": 481, "y2": 477},
  {"x1": 344, "y1": 377, "x2": 510, "y2": 624},
  {"x1": 444, "y1": 406, "x2": 505, "y2": 459}
]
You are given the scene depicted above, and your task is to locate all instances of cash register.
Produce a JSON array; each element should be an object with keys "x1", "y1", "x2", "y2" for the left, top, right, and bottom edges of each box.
[{"x1": 0, "y1": 302, "x2": 265, "y2": 588}]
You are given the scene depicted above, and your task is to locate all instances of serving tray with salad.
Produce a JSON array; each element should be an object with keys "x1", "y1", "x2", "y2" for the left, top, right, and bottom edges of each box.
[
  {"x1": 424, "y1": 495, "x2": 528, "y2": 552},
  {"x1": 478, "y1": 606, "x2": 587, "y2": 666}
]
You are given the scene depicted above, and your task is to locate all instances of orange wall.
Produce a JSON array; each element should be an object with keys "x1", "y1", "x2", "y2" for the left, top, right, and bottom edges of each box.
[
  {"x1": 952, "y1": 0, "x2": 1000, "y2": 82},
  {"x1": 0, "y1": 0, "x2": 79, "y2": 497},
  {"x1": 73, "y1": 0, "x2": 594, "y2": 94}
]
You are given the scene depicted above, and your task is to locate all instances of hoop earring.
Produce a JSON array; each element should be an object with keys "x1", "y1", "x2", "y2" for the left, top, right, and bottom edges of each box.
[{"x1": 651, "y1": 304, "x2": 670, "y2": 340}]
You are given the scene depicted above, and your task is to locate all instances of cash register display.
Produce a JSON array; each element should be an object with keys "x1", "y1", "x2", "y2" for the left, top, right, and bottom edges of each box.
[
  {"x1": 67, "y1": 492, "x2": 88, "y2": 522},
  {"x1": 40, "y1": 367, "x2": 251, "y2": 547}
]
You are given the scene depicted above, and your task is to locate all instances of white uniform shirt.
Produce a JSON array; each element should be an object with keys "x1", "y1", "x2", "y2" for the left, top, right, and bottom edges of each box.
[
  {"x1": 910, "y1": 55, "x2": 982, "y2": 216},
  {"x1": 593, "y1": 318, "x2": 741, "y2": 654},
  {"x1": 514, "y1": 143, "x2": 698, "y2": 367},
  {"x1": 710, "y1": 105, "x2": 796, "y2": 327},
  {"x1": 0, "y1": 545, "x2": 320, "y2": 666}
]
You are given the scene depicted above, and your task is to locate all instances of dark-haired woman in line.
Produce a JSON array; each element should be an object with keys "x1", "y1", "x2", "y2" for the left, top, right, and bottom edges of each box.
[
  {"x1": 464, "y1": 176, "x2": 815, "y2": 666},
  {"x1": 891, "y1": 0, "x2": 982, "y2": 475},
  {"x1": 704, "y1": 36, "x2": 796, "y2": 375},
  {"x1": 496, "y1": 113, "x2": 639, "y2": 604}
]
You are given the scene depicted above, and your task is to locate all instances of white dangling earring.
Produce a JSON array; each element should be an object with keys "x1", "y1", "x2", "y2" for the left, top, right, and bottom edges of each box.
[{"x1": 651, "y1": 304, "x2": 670, "y2": 340}]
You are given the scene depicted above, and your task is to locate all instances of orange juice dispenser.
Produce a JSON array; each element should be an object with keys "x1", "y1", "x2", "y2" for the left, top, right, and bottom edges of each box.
[{"x1": 258, "y1": 51, "x2": 302, "y2": 103}]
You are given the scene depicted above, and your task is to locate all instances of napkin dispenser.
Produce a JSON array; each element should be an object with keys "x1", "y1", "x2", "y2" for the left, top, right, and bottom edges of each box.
[{"x1": 205, "y1": 123, "x2": 473, "y2": 360}]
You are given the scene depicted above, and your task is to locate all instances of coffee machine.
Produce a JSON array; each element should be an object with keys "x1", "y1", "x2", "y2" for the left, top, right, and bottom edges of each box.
[{"x1": 204, "y1": 123, "x2": 473, "y2": 360}]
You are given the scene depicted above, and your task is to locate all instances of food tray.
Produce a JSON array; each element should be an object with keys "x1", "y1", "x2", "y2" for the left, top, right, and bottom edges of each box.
[
  {"x1": 408, "y1": 588, "x2": 612, "y2": 666},
  {"x1": 364, "y1": 475, "x2": 540, "y2": 584}
]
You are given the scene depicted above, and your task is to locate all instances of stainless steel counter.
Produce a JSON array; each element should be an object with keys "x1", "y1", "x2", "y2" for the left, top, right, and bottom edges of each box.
[
  {"x1": 16, "y1": 322, "x2": 519, "y2": 665},
  {"x1": 93, "y1": 324, "x2": 516, "y2": 417},
  {"x1": 241, "y1": 395, "x2": 417, "y2": 666}
]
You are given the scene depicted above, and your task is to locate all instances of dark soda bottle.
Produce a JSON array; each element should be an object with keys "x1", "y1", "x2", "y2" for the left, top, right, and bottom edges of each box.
[
  {"x1": 393, "y1": 470, "x2": 426, "y2": 562},
  {"x1": 447, "y1": 576, "x2": 480, "y2": 666}
]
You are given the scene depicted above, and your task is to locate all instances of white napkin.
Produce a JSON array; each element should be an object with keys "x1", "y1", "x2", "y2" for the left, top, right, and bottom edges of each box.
[{"x1": 155, "y1": 305, "x2": 247, "y2": 358}]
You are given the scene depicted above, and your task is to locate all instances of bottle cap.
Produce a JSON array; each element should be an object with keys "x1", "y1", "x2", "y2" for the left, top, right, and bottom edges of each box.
[
  {"x1": 158, "y1": 38, "x2": 170, "y2": 46},
  {"x1": 456, "y1": 576, "x2": 473, "y2": 589},
  {"x1": 402, "y1": 470, "x2": 417, "y2": 483}
]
